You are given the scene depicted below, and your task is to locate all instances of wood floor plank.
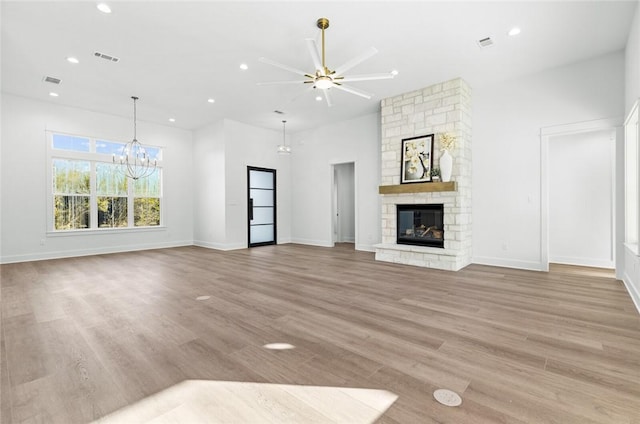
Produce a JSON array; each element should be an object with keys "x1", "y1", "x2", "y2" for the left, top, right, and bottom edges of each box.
[{"x1": 1, "y1": 244, "x2": 639, "y2": 423}]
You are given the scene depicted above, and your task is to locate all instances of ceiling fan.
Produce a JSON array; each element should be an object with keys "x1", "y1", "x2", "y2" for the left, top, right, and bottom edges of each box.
[{"x1": 258, "y1": 17, "x2": 396, "y2": 106}]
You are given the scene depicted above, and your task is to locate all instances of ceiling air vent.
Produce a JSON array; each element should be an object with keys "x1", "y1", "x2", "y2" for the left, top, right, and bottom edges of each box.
[
  {"x1": 477, "y1": 36, "x2": 494, "y2": 49},
  {"x1": 43, "y1": 76, "x2": 61, "y2": 85},
  {"x1": 94, "y1": 51, "x2": 120, "y2": 63}
]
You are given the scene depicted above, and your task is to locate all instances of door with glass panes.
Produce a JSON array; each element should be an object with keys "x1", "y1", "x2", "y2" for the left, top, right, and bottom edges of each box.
[{"x1": 247, "y1": 166, "x2": 276, "y2": 247}]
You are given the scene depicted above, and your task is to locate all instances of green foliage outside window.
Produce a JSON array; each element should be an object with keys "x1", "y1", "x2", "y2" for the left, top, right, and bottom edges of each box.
[{"x1": 53, "y1": 159, "x2": 90, "y2": 229}]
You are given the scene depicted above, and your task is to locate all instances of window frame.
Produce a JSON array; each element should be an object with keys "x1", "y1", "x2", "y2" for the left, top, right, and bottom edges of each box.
[
  {"x1": 625, "y1": 100, "x2": 640, "y2": 255},
  {"x1": 46, "y1": 131, "x2": 164, "y2": 235}
]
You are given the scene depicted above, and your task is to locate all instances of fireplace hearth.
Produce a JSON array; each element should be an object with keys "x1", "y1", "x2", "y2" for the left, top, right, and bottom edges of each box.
[{"x1": 397, "y1": 204, "x2": 444, "y2": 248}]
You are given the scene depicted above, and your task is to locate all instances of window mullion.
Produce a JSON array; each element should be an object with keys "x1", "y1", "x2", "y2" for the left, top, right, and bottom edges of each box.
[
  {"x1": 128, "y1": 178, "x2": 135, "y2": 227},
  {"x1": 90, "y1": 162, "x2": 98, "y2": 229}
]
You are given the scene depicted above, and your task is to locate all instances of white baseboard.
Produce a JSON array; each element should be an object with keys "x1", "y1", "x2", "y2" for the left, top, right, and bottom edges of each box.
[
  {"x1": 356, "y1": 243, "x2": 376, "y2": 252},
  {"x1": 193, "y1": 240, "x2": 246, "y2": 251},
  {"x1": 0, "y1": 240, "x2": 193, "y2": 264},
  {"x1": 622, "y1": 271, "x2": 640, "y2": 315},
  {"x1": 549, "y1": 256, "x2": 614, "y2": 269},
  {"x1": 290, "y1": 238, "x2": 334, "y2": 248},
  {"x1": 472, "y1": 256, "x2": 544, "y2": 271}
]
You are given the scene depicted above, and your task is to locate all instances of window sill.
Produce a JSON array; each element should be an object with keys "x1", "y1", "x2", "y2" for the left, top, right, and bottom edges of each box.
[
  {"x1": 625, "y1": 242, "x2": 639, "y2": 256},
  {"x1": 47, "y1": 226, "x2": 167, "y2": 237}
]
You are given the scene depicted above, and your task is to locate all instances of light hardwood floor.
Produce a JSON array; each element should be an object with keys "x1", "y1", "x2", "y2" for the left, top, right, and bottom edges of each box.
[{"x1": 1, "y1": 244, "x2": 639, "y2": 423}]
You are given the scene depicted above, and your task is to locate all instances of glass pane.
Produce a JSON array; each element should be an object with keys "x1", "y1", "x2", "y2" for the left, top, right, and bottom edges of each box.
[
  {"x1": 250, "y1": 224, "x2": 274, "y2": 244},
  {"x1": 52, "y1": 134, "x2": 90, "y2": 152},
  {"x1": 251, "y1": 207, "x2": 274, "y2": 225},
  {"x1": 96, "y1": 140, "x2": 126, "y2": 155},
  {"x1": 144, "y1": 146, "x2": 161, "y2": 161},
  {"x1": 96, "y1": 163, "x2": 127, "y2": 196},
  {"x1": 134, "y1": 170, "x2": 161, "y2": 197},
  {"x1": 97, "y1": 197, "x2": 128, "y2": 228},
  {"x1": 54, "y1": 195, "x2": 90, "y2": 230},
  {"x1": 249, "y1": 170, "x2": 274, "y2": 189},
  {"x1": 134, "y1": 198, "x2": 160, "y2": 226},
  {"x1": 53, "y1": 159, "x2": 90, "y2": 194},
  {"x1": 250, "y1": 188, "x2": 274, "y2": 207}
]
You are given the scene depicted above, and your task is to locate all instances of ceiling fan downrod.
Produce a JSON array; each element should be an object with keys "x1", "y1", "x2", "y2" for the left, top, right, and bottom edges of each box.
[{"x1": 317, "y1": 17, "x2": 330, "y2": 75}]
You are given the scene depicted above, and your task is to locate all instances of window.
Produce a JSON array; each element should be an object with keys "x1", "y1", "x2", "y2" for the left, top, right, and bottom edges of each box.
[{"x1": 47, "y1": 132, "x2": 162, "y2": 232}]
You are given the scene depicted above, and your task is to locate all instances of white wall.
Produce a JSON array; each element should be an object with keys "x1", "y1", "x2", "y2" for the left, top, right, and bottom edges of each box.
[
  {"x1": 291, "y1": 113, "x2": 380, "y2": 251},
  {"x1": 224, "y1": 119, "x2": 291, "y2": 248},
  {"x1": 193, "y1": 120, "x2": 226, "y2": 248},
  {"x1": 548, "y1": 129, "x2": 614, "y2": 268},
  {"x1": 0, "y1": 94, "x2": 194, "y2": 263},
  {"x1": 473, "y1": 51, "x2": 625, "y2": 270},
  {"x1": 193, "y1": 118, "x2": 291, "y2": 250},
  {"x1": 626, "y1": 2, "x2": 640, "y2": 115},
  {"x1": 622, "y1": 2, "x2": 640, "y2": 313}
]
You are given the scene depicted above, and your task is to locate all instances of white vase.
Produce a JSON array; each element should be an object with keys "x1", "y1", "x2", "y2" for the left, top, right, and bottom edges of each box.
[{"x1": 440, "y1": 150, "x2": 453, "y2": 182}]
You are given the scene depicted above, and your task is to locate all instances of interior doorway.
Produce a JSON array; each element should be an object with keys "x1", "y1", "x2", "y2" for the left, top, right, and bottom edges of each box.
[
  {"x1": 541, "y1": 120, "x2": 618, "y2": 271},
  {"x1": 332, "y1": 162, "x2": 355, "y2": 247}
]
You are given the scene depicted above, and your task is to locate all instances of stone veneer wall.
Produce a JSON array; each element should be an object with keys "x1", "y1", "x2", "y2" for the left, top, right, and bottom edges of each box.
[{"x1": 375, "y1": 78, "x2": 472, "y2": 271}]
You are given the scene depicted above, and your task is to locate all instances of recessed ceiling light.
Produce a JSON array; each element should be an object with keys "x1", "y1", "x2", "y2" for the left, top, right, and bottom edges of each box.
[
  {"x1": 96, "y1": 3, "x2": 111, "y2": 14},
  {"x1": 66, "y1": 57, "x2": 79, "y2": 64},
  {"x1": 49, "y1": 92, "x2": 59, "y2": 97},
  {"x1": 315, "y1": 96, "x2": 322, "y2": 101},
  {"x1": 508, "y1": 27, "x2": 521, "y2": 36},
  {"x1": 239, "y1": 63, "x2": 248, "y2": 70},
  {"x1": 207, "y1": 98, "x2": 215, "y2": 103},
  {"x1": 168, "y1": 118, "x2": 176, "y2": 122},
  {"x1": 391, "y1": 69, "x2": 399, "y2": 76}
]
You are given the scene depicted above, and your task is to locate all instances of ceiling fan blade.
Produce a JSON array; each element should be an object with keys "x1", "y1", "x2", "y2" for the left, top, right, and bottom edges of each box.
[
  {"x1": 288, "y1": 85, "x2": 316, "y2": 104},
  {"x1": 332, "y1": 83, "x2": 373, "y2": 99},
  {"x1": 259, "y1": 57, "x2": 314, "y2": 78},
  {"x1": 305, "y1": 39, "x2": 324, "y2": 75},
  {"x1": 333, "y1": 47, "x2": 378, "y2": 76},
  {"x1": 336, "y1": 72, "x2": 395, "y2": 83},
  {"x1": 257, "y1": 80, "x2": 308, "y2": 86},
  {"x1": 324, "y1": 89, "x2": 333, "y2": 107}
]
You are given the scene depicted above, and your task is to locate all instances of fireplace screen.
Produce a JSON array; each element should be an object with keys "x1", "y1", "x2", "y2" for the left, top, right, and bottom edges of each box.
[{"x1": 397, "y1": 204, "x2": 444, "y2": 248}]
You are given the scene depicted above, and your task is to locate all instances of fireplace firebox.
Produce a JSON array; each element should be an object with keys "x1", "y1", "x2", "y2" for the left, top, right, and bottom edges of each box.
[{"x1": 397, "y1": 204, "x2": 444, "y2": 248}]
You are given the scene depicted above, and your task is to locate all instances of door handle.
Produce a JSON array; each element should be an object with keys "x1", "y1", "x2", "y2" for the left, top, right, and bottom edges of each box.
[{"x1": 249, "y1": 198, "x2": 253, "y2": 220}]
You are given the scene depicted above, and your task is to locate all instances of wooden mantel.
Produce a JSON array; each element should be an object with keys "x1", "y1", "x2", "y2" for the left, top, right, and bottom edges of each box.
[{"x1": 378, "y1": 181, "x2": 457, "y2": 195}]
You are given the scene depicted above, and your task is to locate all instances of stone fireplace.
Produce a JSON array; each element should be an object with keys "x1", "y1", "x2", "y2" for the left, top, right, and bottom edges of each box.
[{"x1": 374, "y1": 78, "x2": 472, "y2": 271}]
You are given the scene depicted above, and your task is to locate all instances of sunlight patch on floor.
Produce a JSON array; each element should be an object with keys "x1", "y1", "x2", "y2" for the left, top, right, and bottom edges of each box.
[{"x1": 92, "y1": 380, "x2": 398, "y2": 423}]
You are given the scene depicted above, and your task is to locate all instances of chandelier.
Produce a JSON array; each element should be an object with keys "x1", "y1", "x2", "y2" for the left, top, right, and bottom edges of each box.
[
  {"x1": 113, "y1": 96, "x2": 157, "y2": 180},
  {"x1": 277, "y1": 120, "x2": 291, "y2": 154}
]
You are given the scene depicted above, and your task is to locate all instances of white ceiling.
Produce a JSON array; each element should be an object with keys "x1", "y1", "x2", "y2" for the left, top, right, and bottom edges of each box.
[{"x1": 1, "y1": 1, "x2": 636, "y2": 133}]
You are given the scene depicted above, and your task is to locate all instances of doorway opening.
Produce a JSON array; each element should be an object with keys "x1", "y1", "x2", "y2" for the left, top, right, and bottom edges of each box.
[
  {"x1": 541, "y1": 119, "x2": 619, "y2": 271},
  {"x1": 332, "y1": 162, "x2": 355, "y2": 249}
]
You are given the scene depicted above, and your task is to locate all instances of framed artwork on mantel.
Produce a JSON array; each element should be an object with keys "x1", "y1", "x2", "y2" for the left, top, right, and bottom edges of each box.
[{"x1": 400, "y1": 134, "x2": 434, "y2": 184}]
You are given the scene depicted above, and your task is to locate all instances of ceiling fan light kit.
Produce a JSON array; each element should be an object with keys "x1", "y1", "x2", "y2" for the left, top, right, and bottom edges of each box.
[{"x1": 258, "y1": 17, "x2": 395, "y2": 106}]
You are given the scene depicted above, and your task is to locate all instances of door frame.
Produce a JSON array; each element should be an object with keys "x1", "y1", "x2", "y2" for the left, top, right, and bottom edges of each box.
[
  {"x1": 540, "y1": 117, "x2": 621, "y2": 271},
  {"x1": 330, "y1": 161, "x2": 357, "y2": 247},
  {"x1": 247, "y1": 166, "x2": 277, "y2": 247}
]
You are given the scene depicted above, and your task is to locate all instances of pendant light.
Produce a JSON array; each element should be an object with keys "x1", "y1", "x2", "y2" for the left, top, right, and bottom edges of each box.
[
  {"x1": 277, "y1": 120, "x2": 291, "y2": 154},
  {"x1": 113, "y1": 96, "x2": 157, "y2": 179}
]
